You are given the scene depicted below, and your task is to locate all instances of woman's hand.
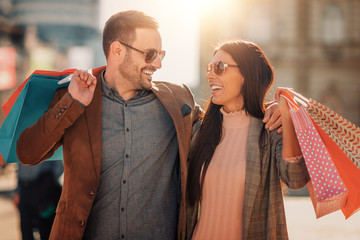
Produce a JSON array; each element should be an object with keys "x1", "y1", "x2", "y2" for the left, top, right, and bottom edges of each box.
[
  {"x1": 275, "y1": 87, "x2": 303, "y2": 159},
  {"x1": 274, "y1": 87, "x2": 296, "y2": 118}
]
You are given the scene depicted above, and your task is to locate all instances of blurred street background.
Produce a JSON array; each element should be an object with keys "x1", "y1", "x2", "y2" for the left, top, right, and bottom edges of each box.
[
  {"x1": 1, "y1": 0, "x2": 360, "y2": 122},
  {"x1": 1, "y1": 0, "x2": 360, "y2": 239}
]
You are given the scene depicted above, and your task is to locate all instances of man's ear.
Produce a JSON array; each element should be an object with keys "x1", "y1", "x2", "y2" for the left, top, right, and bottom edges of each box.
[{"x1": 109, "y1": 41, "x2": 124, "y2": 59}]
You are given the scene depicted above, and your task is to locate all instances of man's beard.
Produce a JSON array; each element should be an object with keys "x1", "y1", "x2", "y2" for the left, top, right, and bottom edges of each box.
[{"x1": 119, "y1": 52, "x2": 153, "y2": 90}]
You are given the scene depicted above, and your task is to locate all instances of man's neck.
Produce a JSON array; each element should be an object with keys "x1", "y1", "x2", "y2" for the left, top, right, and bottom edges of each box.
[{"x1": 104, "y1": 68, "x2": 137, "y2": 101}]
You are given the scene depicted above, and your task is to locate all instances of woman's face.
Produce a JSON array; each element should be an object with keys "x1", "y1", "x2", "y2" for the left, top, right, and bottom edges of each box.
[{"x1": 207, "y1": 50, "x2": 244, "y2": 113}]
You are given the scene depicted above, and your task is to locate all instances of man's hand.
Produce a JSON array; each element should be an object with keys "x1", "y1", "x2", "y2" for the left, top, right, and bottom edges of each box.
[
  {"x1": 263, "y1": 103, "x2": 283, "y2": 133},
  {"x1": 68, "y1": 69, "x2": 96, "y2": 106}
]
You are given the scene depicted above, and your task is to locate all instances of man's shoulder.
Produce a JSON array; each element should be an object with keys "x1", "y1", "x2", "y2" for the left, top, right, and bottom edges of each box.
[
  {"x1": 153, "y1": 81, "x2": 197, "y2": 106},
  {"x1": 153, "y1": 81, "x2": 191, "y2": 94},
  {"x1": 154, "y1": 80, "x2": 185, "y2": 88}
]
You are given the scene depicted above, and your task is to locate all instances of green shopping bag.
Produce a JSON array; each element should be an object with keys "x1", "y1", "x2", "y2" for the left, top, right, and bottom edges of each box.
[{"x1": 0, "y1": 74, "x2": 70, "y2": 163}]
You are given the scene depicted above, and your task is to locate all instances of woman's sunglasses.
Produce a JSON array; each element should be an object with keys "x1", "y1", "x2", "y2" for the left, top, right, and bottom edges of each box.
[
  {"x1": 119, "y1": 41, "x2": 166, "y2": 63},
  {"x1": 207, "y1": 61, "x2": 240, "y2": 76}
]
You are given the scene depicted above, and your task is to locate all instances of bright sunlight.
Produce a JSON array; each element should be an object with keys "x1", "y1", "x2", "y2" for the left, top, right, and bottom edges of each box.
[{"x1": 173, "y1": 0, "x2": 225, "y2": 19}]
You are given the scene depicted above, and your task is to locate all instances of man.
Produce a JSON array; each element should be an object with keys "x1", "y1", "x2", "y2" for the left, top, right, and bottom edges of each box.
[
  {"x1": 14, "y1": 161, "x2": 63, "y2": 240},
  {"x1": 17, "y1": 10, "x2": 281, "y2": 239}
]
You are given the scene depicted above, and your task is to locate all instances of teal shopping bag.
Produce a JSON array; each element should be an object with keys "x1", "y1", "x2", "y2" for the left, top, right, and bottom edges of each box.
[{"x1": 0, "y1": 74, "x2": 70, "y2": 163}]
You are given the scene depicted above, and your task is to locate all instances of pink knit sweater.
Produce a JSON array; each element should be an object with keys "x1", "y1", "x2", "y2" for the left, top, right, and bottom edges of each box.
[{"x1": 192, "y1": 108, "x2": 251, "y2": 240}]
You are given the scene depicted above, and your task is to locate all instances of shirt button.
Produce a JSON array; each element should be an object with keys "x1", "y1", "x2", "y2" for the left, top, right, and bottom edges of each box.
[
  {"x1": 121, "y1": 207, "x2": 125, "y2": 212},
  {"x1": 125, "y1": 154, "x2": 129, "y2": 158},
  {"x1": 124, "y1": 103, "x2": 128, "y2": 107},
  {"x1": 89, "y1": 190, "x2": 95, "y2": 196},
  {"x1": 123, "y1": 180, "x2": 126, "y2": 184},
  {"x1": 126, "y1": 128, "x2": 129, "y2": 132},
  {"x1": 80, "y1": 220, "x2": 85, "y2": 227},
  {"x1": 121, "y1": 234, "x2": 125, "y2": 239}
]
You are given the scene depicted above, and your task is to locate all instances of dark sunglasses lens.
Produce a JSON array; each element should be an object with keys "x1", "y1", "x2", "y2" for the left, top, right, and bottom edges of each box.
[
  {"x1": 145, "y1": 50, "x2": 158, "y2": 63},
  {"x1": 215, "y1": 61, "x2": 225, "y2": 75}
]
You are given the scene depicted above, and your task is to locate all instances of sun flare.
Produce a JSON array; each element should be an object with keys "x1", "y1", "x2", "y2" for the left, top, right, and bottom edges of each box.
[{"x1": 173, "y1": 0, "x2": 223, "y2": 19}]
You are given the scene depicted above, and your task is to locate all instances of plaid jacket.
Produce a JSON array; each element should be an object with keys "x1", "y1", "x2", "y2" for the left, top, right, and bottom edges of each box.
[{"x1": 184, "y1": 117, "x2": 310, "y2": 240}]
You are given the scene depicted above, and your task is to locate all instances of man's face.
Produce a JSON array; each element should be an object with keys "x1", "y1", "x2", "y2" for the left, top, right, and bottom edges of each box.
[{"x1": 119, "y1": 28, "x2": 163, "y2": 90}]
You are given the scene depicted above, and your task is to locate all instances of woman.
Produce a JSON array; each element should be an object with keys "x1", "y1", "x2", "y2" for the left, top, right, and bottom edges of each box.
[{"x1": 185, "y1": 40, "x2": 310, "y2": 240}]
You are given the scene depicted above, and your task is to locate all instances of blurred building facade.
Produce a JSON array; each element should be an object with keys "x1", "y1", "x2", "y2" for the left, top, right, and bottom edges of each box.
[
  {"x1": 0, "y1": 0, "x2": 102, "y2": 124},
  {"x1": 196, "y1": 0, "x2": 360, "y2": 126}
]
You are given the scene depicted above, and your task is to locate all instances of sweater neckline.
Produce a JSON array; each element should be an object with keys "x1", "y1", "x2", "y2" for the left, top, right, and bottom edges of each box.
[{"x1": 220, "y1": 107, "x2": 250, "y2": 128}]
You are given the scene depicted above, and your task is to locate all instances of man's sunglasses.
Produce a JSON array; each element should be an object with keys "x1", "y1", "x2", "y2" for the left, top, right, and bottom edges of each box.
[
  {"x1": 207, "y1": 61, "x2": 240, "y2": 76},
  {"x1": 119, "y1": 41, "x2": 166, "y2": 63}
]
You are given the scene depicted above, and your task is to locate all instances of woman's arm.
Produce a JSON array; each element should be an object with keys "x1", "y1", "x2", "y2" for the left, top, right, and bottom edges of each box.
[
  {"x1": 274, "y1": 88, "x2": 310, "y2": 189},
  {"x1": 275, "y1": 88, "x2": 302, "y2": 160}
]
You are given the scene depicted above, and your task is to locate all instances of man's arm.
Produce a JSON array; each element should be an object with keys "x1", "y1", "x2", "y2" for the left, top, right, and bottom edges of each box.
[
  {"x1": 16, "y1": 70, "x2": 95, "y2": 165},
  {"x1": 263, "y1": 102, "x2": 282, "y2": 133}
]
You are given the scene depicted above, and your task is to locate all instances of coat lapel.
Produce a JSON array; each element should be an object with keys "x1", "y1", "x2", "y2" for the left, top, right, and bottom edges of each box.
[
  {"x1": 84, "y1": 72, "x2": 103, "y2": 181},
  {"x1": 151, "y1": 83, "x2": 186, "y2": 156},
  {"x1": 243, "y1": 117, "x2": 264, "y2": 238}
]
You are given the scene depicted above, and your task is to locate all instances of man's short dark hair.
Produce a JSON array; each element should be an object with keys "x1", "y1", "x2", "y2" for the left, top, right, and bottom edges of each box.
[{"x1": 102, "y1": 10, "x2": 159, "y2": 58}]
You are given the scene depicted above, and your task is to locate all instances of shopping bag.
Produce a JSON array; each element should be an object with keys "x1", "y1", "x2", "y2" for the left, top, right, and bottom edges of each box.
[
  {"x1": 305, "y1": 100, "x2": 360, "y2": 218},
  {"x1": 2, "y1": 69, "x2": 75, "y2": 118},
  {"x1": 281, "y1": 91, "x2": 360, "y2": 218},
  {"x1": 0, "y1": 66, "x2": 105, "y2": 164},
  {"x1": 0, "y1": 74, "x2": 70, "y2": 163},
  {"x1": 2, "y1": 67, "x2": 105, "y2": 116},
  {"x1": 280, "y1": 92, "x2": 348, "y2": 218},
  {"x1": 306, "y1": 99, "x2": 360, "y2": 169}
]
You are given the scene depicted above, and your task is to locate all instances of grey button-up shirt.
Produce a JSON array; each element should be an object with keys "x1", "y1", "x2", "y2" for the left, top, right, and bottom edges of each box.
[{"x1": 84, "y1": 71, "x2": 180, "y2": 240}]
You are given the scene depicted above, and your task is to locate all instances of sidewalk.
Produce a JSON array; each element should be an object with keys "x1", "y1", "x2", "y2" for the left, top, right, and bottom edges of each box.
[
  {"x1": 1, "y1": 164, "x2": 359, "y2": 240},
  {"x1": 284, "y1": 197, "x2": 360, "y2": 240},
  {"x1": 0, "y1": 164, "x2": 20, "y2": 240}
]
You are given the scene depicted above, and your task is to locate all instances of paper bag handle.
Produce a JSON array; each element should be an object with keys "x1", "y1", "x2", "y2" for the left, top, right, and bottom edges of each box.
[{"x1": 279, "y1": 90, "x2": 310, "y2": 110}]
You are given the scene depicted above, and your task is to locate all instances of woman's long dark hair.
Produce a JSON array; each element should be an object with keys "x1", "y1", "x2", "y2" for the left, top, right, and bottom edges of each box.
[{"x1": 187, "y1": 40, "x2": 274, "y2": 206}]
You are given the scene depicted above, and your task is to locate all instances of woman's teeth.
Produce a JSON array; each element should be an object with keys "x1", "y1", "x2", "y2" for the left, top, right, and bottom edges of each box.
[{"x1": 211, "y1": 86, "x2": 222, "y2": 90}]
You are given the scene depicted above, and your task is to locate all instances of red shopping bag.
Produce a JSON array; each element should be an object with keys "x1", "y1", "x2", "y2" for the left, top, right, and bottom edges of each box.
[
  {"x1": 311, "y1": 116, "x2": 360, "y2": 219},
  {"x1": 281, "y1": 91, "x2": 360, "y2": 218}
]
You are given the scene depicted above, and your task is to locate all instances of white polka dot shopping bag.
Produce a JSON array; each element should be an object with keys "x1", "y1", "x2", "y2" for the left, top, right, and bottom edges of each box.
[{"x1": 280, "y1": 90, "x2": 360, "y2": 219}]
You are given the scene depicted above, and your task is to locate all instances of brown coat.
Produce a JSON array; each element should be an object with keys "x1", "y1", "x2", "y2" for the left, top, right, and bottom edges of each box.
[
  {"x1": 17, "y1": 67, "x2": 202, "y2": 240},
  {"x1": 184, "y1": 117, "x2": 310, "y2": 240}
]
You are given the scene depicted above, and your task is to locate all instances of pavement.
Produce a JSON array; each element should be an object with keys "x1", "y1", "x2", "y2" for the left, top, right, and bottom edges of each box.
[
  {"x1": 0, "y1": 164, "x2": 359, "y2": 240},
  {"x1": 0, "y1": 164, "x2": 21, "y2": 240}
]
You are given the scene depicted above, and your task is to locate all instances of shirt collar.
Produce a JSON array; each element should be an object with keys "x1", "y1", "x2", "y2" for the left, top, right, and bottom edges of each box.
[{"x1": 101, "y1": 69, "x2": 149, "y2": 102}]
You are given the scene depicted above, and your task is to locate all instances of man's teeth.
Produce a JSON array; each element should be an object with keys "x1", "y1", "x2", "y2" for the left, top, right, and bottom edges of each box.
[
  {"x1": 143, "y1": 70, "x2": 153, "y2": 75},
  {"x1": 212, "y1": 86, "x2": 222, "y2": 90}
]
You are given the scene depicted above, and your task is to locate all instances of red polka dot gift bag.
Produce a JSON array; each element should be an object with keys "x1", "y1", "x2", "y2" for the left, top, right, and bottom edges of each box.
[{"x1": 280, "y1": 91, "x2": 360, "y2": 219}]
